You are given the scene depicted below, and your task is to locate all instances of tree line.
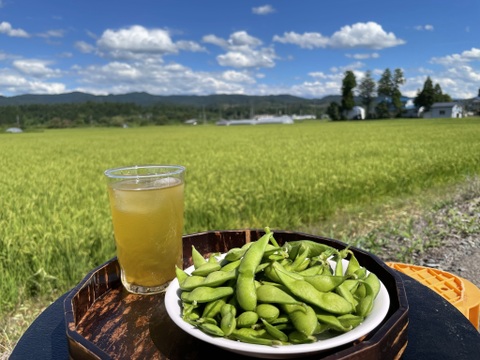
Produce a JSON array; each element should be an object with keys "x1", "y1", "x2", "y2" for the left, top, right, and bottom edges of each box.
[
  {"x1": 327, "y1": 68, "x2": 452, "y2": 120},
  {"x1": 0, "y1": 100, "x2": 326, "y2": 129},
  {"x1": 0, "y1": 72, "x2": 464, "y2": 130}
]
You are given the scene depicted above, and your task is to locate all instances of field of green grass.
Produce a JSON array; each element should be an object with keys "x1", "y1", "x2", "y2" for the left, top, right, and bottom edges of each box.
[{"x1": 1, "y1": 118, "x2": 480, "y2": 323}]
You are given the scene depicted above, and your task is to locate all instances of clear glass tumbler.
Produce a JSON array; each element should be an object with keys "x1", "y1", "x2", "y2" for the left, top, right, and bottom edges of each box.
[{"x1": 104, "y1": 165, "x2": 185, "y2": 294}]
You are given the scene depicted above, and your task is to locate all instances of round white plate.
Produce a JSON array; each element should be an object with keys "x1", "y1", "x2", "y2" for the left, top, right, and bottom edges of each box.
[{"x1": 165, "y1": 255, "x2": 390, "y2": 359}]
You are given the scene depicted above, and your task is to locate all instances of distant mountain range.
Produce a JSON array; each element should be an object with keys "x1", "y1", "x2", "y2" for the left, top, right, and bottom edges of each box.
[
  {"x1": 0, "y1": 91, "x2": 341, "y2": 107},
  {"x1": 0, "y1": 91, "x2": 473, "y2": 108}
]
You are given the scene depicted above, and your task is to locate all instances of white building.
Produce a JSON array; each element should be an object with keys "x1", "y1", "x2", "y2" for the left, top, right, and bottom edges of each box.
[
  {"x1": 423, "y1": 102, "x2": 463, "y2": 118},
  {"x1": 344, "y1": 106, "x2": 365, "y2": 120},
  {"x1": 5, "y1": 127, "x2": 23, "y2": 133},
  {"x1": 216, "y1": 115, "x2": 293, "y2": 126},
  {"x1": 292, "y1": 114, "x2": 316, "y2": 120}
]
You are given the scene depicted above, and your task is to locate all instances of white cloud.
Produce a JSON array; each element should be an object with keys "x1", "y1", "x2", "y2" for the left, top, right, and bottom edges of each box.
[
  {"x1": 346, "y1": 52, "x2": 380, "y2": 60},
  {"x1": 0, "y1": 21, "x2": 29, "y2": 38},
  {"x1": 217, "y1": 49, "x2": 275, "y2": 68},
  {"x1": 202, "y1": 34, "x2": 228, "y2": 47},
  {"x1": 329, "y1": 22, "x2": 405, "y2": 49},
  {"x1": 431, "y1": 47, "x2": 480, "y2": 65},
  {"x1": 13, "y1": 59, "x2": 63, "y2": 78},
  {"x1": 273, "y1": 22, "x2": 405, "y2": 50},
  {"x1": 273, "y1": 32, "x2": 329, "y2": 49},
  {"x1": 176, "y1": 40, "x2": 207, "y2": 52},
  {"x1": 75, "y1": 41, "x2": 95, "y2": 53},
  {"x1": 403, "y1": 54, "x2": 480, "y2": 99},
  {"x1": 37, "y1": 29, "x2": 65, "y2": 38},
  {"x1": 229, "y1": 31, "x2": 263, "y2": 48},
  {"x1": 98, "y1": 26, "x2": 177, "y2": 54},
  {"x1": 0, "y1": 69, "x2": 66, "y2": 95},
  {"x1": 73, "y1": 59, "x2": 256, "y2": 96},
  {"x1": 290, "y1": 74, "x2": 343, "y2": 98},
  {"x1": 461, "y1": 48, "x2": 480, "y2": 61},
  {"x1": 222, "y1": 70, "x2": 255, "y2": 83},
  {"x1": 252, "y1": 5, "x2": 275, "y2": 15},
  {"x1": 414, "y1": 25, "x2": 434, "y2": 31},
  {"x1": 205, "y1": 31, "x2": 277, "y2": 69},
  {"x1": 96, "y1": 25, "x2": 204, "y2": 59}
]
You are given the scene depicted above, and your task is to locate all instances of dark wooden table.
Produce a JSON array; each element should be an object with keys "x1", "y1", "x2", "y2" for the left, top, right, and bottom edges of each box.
[{"x1": 10, "y1": 272, "x2": 480, "y2": 360}]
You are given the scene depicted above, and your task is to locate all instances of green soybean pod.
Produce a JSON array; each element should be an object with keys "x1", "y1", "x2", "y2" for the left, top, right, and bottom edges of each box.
[
  {"x1": 224, "y1": 242, "x2": 253, "y2": 262},
  {"x1": 256, "y1": 284, "x2": 302, "y2": 305},
  {"x1": 288, "y1": 330, "x2": 316, "y2": 344},
  {"x1": 285, "y1": 240, "x2": 336, "y2": 258},
  {"x1": 236, "y1": 230, "x2": 273, "y2": 311},
  {"x1": 337, "y1": 314, "x2": 364, "y2": 329},
  {"x1": 315, "y1": 309, "x2": 353, "y2": 332},
  {"x1": 202, "y1": 297, "x2": 227, "y2": 319},
  {"x1": 236, "y1": 274, "x2": 257, "y2": 312},
  {"x1": 220, "y1": 259, "x2": 242, "y2": 272},
  {"x1": 335, "y1": 281, "x2": 359, "y2": 308},
  {"x1": 179, "y1": 275, "x2": 206, "y2": 291},
  {"x1": 345, "y1": 250, "x2": 361, "y2": 276},
  {"x1": 355, "y1": 282, "x2": 375, "y2": 317},
  {"x1": 364, "y1": 272, "x2": 381, "y2": 298},
  {"x1": 256, "y1": 303, "x2": 280, "y2": 323},
  {"x1": 297, "y1": 265, "x2": 324, "y2": 276},
  {"x1": 182, "y1": 286, "x2": 234, "y2": 303},
  {"x1": 303, "y1": 274, "x2": 347, "y2": 292},
  {"x1": 230, "y1": 328, "x2": 283, "y2": 346},
  {"x1": 198, "y1": 322, "x2": 224, "y2": 337},
  {"x1": 191, "y1": 262, "x2": 222, "y2": 276},
  {"x1": 175, "y1": 265, "x2": 189, "y2": 284},
  {"x1": 220, "y1": 311, "x2": 236, "y2": 336},
  {"x1": 237, "y1": 311, "x2": 259, "y2": 328},
  {"x1": 191, "y1": 245, "x2": 207, "y2": 268},
  {"x1": 260, "y1": 318, "x2": 289, "y2": 342},
  {"x1": 282, "y1": 303, "x2": 318, "y2": 336},
  {"x1": 274, "y1": 262, "x2": 354, "y2": 314}
]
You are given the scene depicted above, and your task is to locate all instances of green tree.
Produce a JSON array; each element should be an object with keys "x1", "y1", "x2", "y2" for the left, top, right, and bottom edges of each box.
[
  {"x1": 377, "y1": 68, "x2": 405, "y2": 118},
  {"x1": 341, "y1": 70, "x2": 357, "y2": 118},
  {"x1": 377, "y1": 68, "x2": 393, "y2": 98},
  {"x1": 392, "y1": 68, "x2": 406, "y2": 117},
  {"x1": 358, "y1": 70, "x2": 376, "y2": 118},
  {"x1": 326, "y1": 101, "x2": 341, "y2": 121},
  {"x1": 414, "y1": 76, "x2": 436, "y2": 111},
  {"x1": 374, "y1": 102, "x2": 391, "y2": 119},
  {"x1": 433, "y1": 83, "x2": 452, "y2": 103}
]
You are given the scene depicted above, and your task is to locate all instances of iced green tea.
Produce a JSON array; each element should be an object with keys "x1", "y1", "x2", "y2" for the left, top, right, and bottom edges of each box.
[{"x1": 105, "y1": 165, "x2": 185, "y2": 294}]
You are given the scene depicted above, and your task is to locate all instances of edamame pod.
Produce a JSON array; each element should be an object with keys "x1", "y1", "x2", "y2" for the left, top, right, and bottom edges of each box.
[
  {"x1": 191, "y1": 246, "x2": 207, "y2": 268},
  {"x1": 303, "y1": 274, "x2": 347, "y2": 292},
  {"x1": 256, "y1": 284, "x2": 302, "y2": 305},
  {"x1": 261, "y1": 318, "x2": 289, "y2": 342},
  {"x1": 236, "y1": 230, "x2": 273, "y2": 311},
  {"x1": 230, "y1": 328, "x2": 283, "y2": 346},
  {"x1": 282, "y1": 303, "x2": 318, "y2": 336},
  {"x1": 181, "y1": 286, "x2": 234, "y2": 304},
  {"x1": 255, "y1": 303, "x2": 280, "y2": 323},
  {"x1": 274, "y1": 262, "x2": 354, "y2": 314},
  {"x1": 191, "y1": 261, "x2": 222, "y2": 276}
]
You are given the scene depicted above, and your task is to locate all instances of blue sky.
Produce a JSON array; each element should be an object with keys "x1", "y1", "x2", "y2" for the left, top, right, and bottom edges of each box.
[{"x1": 0, "y1": 0, "x2": 479, "y2": 99}]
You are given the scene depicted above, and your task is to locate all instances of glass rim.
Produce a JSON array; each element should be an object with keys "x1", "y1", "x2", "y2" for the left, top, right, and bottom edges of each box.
[{"x1": 104, "y1": 164, "x2": 185, "y2": 179}]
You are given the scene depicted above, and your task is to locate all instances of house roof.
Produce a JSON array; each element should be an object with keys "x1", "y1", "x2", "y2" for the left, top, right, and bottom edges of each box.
[{"x1": 431, "y1": 102, "x2": 460, "y2": 108}]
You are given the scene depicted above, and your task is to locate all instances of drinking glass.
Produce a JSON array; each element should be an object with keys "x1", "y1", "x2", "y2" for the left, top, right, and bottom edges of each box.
[{"x1": 104, "y1": 165, "x2": 185, "y2": 294}]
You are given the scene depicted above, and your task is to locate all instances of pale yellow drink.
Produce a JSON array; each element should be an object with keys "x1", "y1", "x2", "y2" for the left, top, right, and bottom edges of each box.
[{"x1": 105, "y1": 166, "x2": 185, "y2": 295}]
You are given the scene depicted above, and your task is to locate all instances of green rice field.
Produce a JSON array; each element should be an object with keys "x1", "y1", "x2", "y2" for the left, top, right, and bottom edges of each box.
[{"x1": 1, "y1": 118, "x2": 480, "y2": 315}]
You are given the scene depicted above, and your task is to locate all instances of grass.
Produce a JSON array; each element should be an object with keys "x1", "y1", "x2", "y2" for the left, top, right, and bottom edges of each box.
[{"x1": 1, "y1": 117, "x2": 480, "y2": 355}]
